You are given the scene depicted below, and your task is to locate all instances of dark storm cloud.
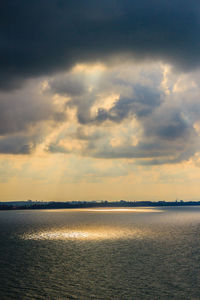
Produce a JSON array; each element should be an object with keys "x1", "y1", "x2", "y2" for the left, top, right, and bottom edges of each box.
[{"x1": 1, "y1": 0, "x2": 200, "y2": 89}]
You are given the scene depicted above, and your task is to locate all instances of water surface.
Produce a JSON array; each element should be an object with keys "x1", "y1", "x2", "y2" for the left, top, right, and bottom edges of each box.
[{"x1": 0, "y1": 207, "x2": 200, "y2": 299}]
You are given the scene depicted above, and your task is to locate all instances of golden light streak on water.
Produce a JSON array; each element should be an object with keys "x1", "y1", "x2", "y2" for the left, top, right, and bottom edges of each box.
[
  {"x1": 85, "y1": 208, "x2": 162, "y2": 212},
  {"x1": 21, "y1": 208, "x2": 162, "y2": 241},
  {"x1": 22, "y1": 227, "x2": 152, "y2": 241},
  {"x1": 43, "y1": 207, "x2": 162, "y2": 213}
]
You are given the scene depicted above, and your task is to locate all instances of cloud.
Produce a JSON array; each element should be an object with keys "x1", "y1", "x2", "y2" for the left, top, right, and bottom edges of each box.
[
  {"x1": 95, "y1": 85, "x2": 162, "y2": 123},
  {"x1": 1, "y1": 56, "x2": 200, "y2": 164},
  {"x1": 72, "y1": 85, "x2": 163, "y2": 125},
  {"x1": 82, "y1": 105, "x2": 198, "y2": 164},
  {"x1": 46, "y1": 62, "x2": 200, "y2": 164},
  {"x1": 47, "y1": 64, "x2": 163, "y2": 125},
  {"x1": 0, "y1": 133, "x2": 38, "y2": 154},
  {"x1": 0, "y1": 91, "x2": 65, "y2": 135},
  {"x1": 48, "y1": 73, "x2": 87, "y2": 97},
  {"x1": 1, "y1": 0, "x2": 200, "y2": 89},
  {"x1": 0, "y1": 80, "x2": 66, "y2": 153}
]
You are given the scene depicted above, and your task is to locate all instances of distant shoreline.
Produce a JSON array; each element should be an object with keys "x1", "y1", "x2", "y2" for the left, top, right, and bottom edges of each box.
[{"x1": 1, "y1": 200, "x2": 200, "y2": 211}]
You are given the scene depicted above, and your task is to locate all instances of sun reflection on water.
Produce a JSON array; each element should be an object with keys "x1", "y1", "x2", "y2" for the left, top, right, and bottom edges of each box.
[
  {"x1": 85, "y1": 208, "x2": 161, "y2": 212},
  {"x1": 43, "y1": 207, "x2": 162, "y2": 213},
  {"x1": 21, "y1": 208, "x2": 162, "y2": 241},
  {"x1": 22, "y1": 227, "x2": 151, "y2": 241}
]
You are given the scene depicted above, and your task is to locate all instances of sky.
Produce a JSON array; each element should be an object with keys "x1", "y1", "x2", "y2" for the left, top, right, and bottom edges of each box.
[{"x1": 1, "y1": 0, "x2": 200, "y2": 202}]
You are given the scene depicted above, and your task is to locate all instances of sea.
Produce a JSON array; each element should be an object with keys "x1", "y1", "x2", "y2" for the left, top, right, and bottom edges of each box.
[{"x1": 0, "y1": 206, "x2": 200, "y2": 299}]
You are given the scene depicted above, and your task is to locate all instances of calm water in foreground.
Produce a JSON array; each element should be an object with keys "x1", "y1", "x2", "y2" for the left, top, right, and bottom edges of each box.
[{"x1": 0, "y1": 207, "x2": 200, "y2": 299}]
